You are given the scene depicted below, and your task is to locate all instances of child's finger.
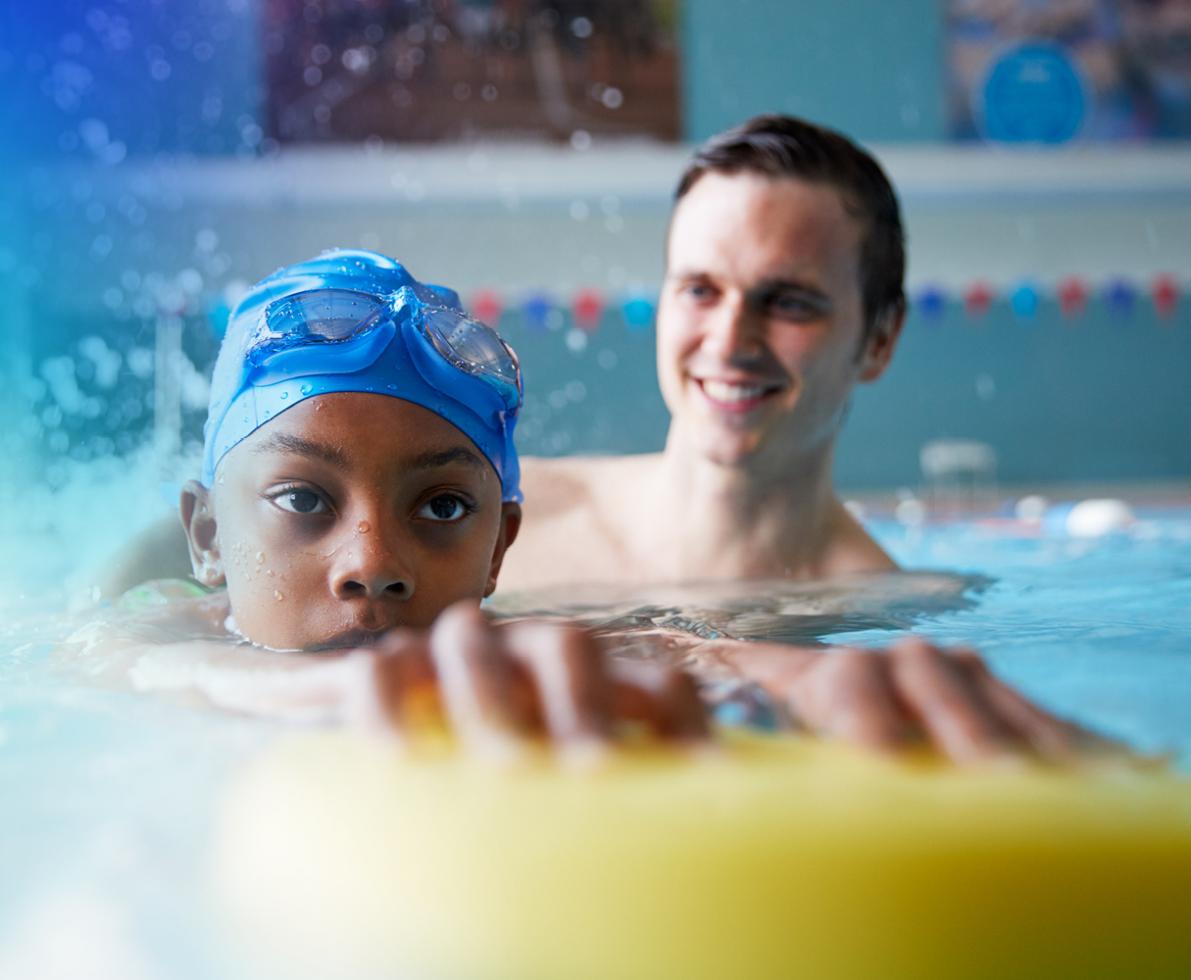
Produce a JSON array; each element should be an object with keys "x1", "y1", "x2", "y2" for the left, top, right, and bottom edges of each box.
[
  {"x1": 500, "y1": 620, "x2": 615, "y2": 753},
  {"x1": 887, "y1": 637, "x2": 1021, "y2": 764},
  {"x1": 607, "y1": 660, "x2": 711, "y2": 741},
  {"x1": 786, "y1": 648, "x2": 915, "y2": 752},
  {"x1": 427, "y1": 604, "x2": 541, "y2": 760},
  {"x1": 364, "y1": 631, "x2": 443, "y2": 734}
]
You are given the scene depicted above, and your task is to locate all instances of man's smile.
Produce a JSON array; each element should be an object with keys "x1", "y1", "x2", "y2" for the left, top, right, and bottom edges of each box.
[{"x1": 692, "y1": 376, "x2": 787, "y2": 413}]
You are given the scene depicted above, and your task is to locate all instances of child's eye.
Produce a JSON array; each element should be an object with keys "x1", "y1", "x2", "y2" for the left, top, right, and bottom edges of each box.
[
  {"x1": 271, "y1": 488, "x2": 329, "y2": 515},
  {"x1": 417, "y1": 493, "x2": 473, "y2": 523}
]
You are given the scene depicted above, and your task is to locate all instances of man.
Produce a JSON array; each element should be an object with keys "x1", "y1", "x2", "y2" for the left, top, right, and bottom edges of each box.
[
  {"x1": 496, "y1": 115, "x2": 1105, "y2": 761},
  {"x1": 501, "y1": 114, "x2": 903, "y2": 591}
]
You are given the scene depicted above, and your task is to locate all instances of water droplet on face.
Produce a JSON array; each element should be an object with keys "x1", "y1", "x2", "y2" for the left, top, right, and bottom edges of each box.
[
  {"x1": 273, "y1": 590, "x2": 284, "y2": 601},
  {"x1": 255, "y1": 551, "x2": 265, "y2": 564},
  {"x1": 357, "y1": 520, "x2": 371, "y2": 534}
]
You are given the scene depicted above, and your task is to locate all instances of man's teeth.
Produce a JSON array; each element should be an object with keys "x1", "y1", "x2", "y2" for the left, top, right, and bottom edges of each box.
[{"x1": 701, "y1": 380, "x2": 771, "y2": 403}]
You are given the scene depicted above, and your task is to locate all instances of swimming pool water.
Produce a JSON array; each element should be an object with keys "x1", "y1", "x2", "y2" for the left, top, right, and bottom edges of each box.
[
  {"x1": 2, "y1": 494, "x2": 1190, "y2": 977},
  {"x1": 849, "y1": 509, "x2": 1191, "y2": 764}
]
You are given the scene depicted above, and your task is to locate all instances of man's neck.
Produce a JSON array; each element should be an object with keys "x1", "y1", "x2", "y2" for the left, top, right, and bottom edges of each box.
[{"x1": 650, "y1": 430, "x2": 841, "y2": 581}]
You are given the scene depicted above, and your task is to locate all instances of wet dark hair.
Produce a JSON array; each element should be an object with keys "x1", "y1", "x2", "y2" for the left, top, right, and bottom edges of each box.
[{"x1": 675, "y1": 114, "x2": 906, "y2": 338}]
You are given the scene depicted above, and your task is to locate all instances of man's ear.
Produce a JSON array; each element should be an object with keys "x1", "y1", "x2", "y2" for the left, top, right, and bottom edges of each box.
[
  {"x1": 180, "y1": 480, "x2": 225, "y2": 587},
  {"x1": 483, "y1": 501, "x2": 523, "y2": 598},
  {"x1": 858, "y1": 303, "x2": 906, "y2": 383}
]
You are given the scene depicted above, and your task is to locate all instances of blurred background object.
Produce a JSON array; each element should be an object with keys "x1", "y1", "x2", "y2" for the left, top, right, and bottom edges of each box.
[{"x1": 1, "y1": 0, "x2": 1188, "y2": 539}]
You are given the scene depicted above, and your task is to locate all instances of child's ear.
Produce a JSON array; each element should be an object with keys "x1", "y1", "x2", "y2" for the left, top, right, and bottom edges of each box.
[
  {"x1": 857, "y1": 303, "x2": 906, "y2": 383},
  {"x1": 180, "y1": 480, "x2": 226, "y2": 587},
  {"x1": 482, "y1": 502, "x2": 523, "y2": 598}
]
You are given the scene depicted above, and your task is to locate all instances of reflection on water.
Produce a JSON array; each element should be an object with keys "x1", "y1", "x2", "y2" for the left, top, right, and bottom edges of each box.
[{"x1": 490, "y1": 571, "x2": 991, "y2": 646}]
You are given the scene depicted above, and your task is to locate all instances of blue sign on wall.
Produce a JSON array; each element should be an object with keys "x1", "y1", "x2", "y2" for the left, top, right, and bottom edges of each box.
[{"x1": 978, "y1": 42, "x2": 1087, "y2": 143}]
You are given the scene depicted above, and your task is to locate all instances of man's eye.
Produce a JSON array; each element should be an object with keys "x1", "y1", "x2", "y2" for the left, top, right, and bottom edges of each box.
[
  {"x1": 272, "y1": 489, "x2": 328, "y2": 515},
  {"x1": 769, "y1": 294, "x2": 820, "y2": 319},
  {"x1": 418, "y1": 493, "x2": 473, "y2": 523},
  {"x1": 684, "y1": 283, "x2": 716, "y2": 302}
]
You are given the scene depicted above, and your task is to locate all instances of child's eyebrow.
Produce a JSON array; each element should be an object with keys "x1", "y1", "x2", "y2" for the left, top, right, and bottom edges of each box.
[
  {"x1": 252, "y1": 433, "x2": 349, "y2": 467},
  {"x1": 252, "y1": 435, "x2": 484, "y2": 473},
  {"x1": 408, "y1": 447, "x2": 487, "y2": 471}
]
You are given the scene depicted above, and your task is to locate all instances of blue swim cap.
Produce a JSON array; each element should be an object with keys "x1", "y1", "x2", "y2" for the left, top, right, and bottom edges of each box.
[{"x1": 201, "y1": 249, "x2": 522, "y2": 502}]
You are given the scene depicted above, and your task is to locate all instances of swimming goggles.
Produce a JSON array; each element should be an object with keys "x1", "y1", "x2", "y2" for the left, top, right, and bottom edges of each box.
[{"x1": 253, "y1": 286, "x2": 522, "y2": 412}]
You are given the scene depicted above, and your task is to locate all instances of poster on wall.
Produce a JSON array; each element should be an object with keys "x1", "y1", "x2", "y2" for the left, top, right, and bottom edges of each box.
[
  {"x1": 263, "y1": 0, "x2": 681, "y2": 144},
  {"x1": 947, "y1": 0, "x2": 1191, "y2": 142}
]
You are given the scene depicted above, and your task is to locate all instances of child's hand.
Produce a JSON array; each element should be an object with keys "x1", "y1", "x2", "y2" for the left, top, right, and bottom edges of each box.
[
  {"x1": 347, "y1": 603, "x2": 710, "y2": 761},
  {"x1": 697, "y1": 636, "x2": 1123, "y2": 764}
]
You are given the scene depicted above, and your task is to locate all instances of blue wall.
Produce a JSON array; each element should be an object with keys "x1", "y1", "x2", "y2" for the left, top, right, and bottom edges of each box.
[
  {"x1": 682, "y1": 0, "x2": 947, "y2": 142},
  {"x1": 842, "y1": 302, "x2": 1191, "y2": 487}
]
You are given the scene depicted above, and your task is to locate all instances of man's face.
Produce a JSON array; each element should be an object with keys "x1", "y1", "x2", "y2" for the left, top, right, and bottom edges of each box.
[
  {"x1": 657, "y1": 172, "x2": 894, "y2": 469},
  {"x1": 191, "y1": 392, "x2": 517, "y2": 651}
]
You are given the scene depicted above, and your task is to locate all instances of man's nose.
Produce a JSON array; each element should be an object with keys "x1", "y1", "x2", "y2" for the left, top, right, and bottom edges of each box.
[
  {"x1": 329, "y1": 522, "x2": 415, "y2": 602},
  {"x1": 703, "y1": 295, "x2": 764, "y2": 361}
]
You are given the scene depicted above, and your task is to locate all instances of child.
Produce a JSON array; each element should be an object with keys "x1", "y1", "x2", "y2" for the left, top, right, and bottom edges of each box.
[
  {"x1": 64, "y1": 249, "x2": 708, "y2": 754},
  {"x1": 186, "y1": 248, "x2": 523, "y2": 650}
]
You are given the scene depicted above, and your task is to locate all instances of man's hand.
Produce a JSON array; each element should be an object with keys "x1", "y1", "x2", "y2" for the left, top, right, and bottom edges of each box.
[{"x1": 691, "y1": 636, "x2": 1119, "y2": 764}]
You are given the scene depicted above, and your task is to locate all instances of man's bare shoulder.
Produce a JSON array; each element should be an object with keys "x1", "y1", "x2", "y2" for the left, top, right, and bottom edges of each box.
[
  {"x1": 500, "y1": 454, "x2": 663, "y2": 591},
  {"x1": 519, "y1": 453, "x2": 662, "y2": 520},
  {"x1": 818, "y1": 500, "x2": 899, "y2": 577}
]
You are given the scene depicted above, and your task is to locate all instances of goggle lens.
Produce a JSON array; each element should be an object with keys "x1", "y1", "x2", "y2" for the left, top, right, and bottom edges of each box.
[
  {"x1": 421, "y1": 306, "x2": 521, "y2": 392},
  {"x1": 261, "y1": 289, "x2": 388, "y2": 343}
]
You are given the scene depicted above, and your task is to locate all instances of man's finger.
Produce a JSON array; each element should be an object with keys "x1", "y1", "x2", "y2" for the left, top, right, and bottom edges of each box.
[
  {"x1": 957, "y1": 652, "x2": 1123, "y2": 763},
  {"x1": 888, "y1": 638, "x2": 1020, "y2": 764}
]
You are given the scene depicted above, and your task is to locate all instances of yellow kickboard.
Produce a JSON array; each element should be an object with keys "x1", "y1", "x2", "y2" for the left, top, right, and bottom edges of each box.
[{"x1": 214, "y1": 733, "x2": 1191, "y2": 980}]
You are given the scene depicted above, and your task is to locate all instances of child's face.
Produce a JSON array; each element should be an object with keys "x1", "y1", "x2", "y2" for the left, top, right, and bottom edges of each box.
[{"x1": 183, "y1": 392, "x2": 520, "y2": 651}]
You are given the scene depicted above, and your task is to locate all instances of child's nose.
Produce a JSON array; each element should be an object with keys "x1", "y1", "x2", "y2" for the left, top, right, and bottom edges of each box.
[{"x1": 329, "y1": 523, "x2": 415, "y2": 602}]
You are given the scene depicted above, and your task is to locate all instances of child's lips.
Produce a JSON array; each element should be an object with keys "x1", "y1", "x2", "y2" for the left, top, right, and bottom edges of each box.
[{"x1": 310, "y1": 627, "x2": 392, "y2": 652}]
